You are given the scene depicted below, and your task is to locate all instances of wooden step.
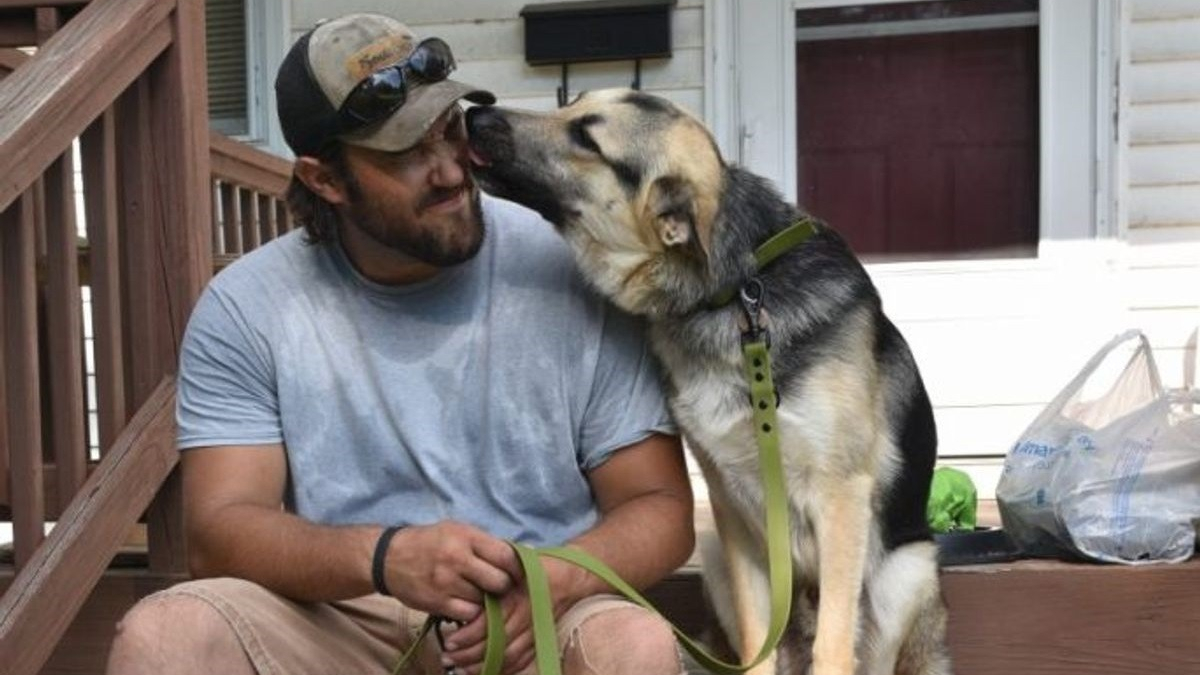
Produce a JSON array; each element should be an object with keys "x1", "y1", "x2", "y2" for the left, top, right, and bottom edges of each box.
[
  {"x1": 5, "y1": 496, "x2": 1199, "y2": 675},
  {"x1": 7, "y1": 556, "x2": 1197, "y2": 675}
]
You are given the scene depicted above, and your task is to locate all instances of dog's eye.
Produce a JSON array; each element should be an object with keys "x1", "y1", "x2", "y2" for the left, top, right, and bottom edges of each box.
[{"x1": 568, "y1": 116, "x2": 603, "y2": 155}]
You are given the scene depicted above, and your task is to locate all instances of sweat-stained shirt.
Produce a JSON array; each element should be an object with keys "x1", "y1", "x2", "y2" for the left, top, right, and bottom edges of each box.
[{"x1": 176, "y1": 195, "x2": 675, "y2": 547}]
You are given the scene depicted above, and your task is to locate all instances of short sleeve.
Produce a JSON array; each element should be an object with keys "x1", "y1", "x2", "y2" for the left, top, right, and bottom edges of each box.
[
  {"x1": 176, "y1": 287, "x2": 281, "y2": 449},
  {"x1": 577, "y1": 305, "x2": 677, "y2": 469}
]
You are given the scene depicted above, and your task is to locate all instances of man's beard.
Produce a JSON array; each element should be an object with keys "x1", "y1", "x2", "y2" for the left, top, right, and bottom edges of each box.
[{"x1": 344, "y1": 181, "x2": 486, "y2": 267}]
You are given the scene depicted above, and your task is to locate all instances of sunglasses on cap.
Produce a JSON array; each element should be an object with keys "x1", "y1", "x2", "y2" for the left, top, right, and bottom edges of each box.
[{"x1": 336, "y1": 37, "x2": 457, "y2": 133}]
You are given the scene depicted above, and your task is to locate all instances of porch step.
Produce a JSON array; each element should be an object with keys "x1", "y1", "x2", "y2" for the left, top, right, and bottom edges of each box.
[
  {"x1": 649, "y1": 556, "x2": 1200, "y2": 675},
  {"x1": 4, "y1": 496, "x2": 1199, "y2": 675}
]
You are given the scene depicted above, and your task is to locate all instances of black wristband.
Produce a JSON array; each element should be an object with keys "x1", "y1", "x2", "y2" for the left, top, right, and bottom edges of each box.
[{"x1": 372, "y1": 526, "x2": 403, "y2": 596}]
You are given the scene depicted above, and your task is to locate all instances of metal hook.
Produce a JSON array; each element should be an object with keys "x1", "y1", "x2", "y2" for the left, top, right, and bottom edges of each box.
[{"x1": 557, "y1": 63, "x2": 570, "y2": 107}]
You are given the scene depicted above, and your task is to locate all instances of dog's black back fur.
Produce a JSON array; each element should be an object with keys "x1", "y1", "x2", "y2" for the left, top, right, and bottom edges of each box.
[{"x1": 682, "y1": 165, "x2": 939, "y2": 550}]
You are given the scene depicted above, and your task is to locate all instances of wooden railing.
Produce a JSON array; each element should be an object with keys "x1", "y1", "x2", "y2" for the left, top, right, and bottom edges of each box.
[
  {"x1": 0, "y1": 1, "x2": 214, "y2": 673},
  {"x1": 210, "y1": 131, "x2": 294, "y2": 266}
]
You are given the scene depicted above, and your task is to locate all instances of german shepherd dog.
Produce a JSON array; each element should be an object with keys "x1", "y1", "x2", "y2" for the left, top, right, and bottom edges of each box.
[{"x1": 466, "y1": 89, "x2": 950, "y2": 675}]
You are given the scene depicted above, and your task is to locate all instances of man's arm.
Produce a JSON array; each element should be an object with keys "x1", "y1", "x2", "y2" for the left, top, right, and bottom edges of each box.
[
  {"x1": 559, "y1": 431, "x2": 695, "y2": 598},
  {"x1": 444, "y1": 432, "x2": 694, "y2": 673},
  {"x1": 183, "y1": 444, "x2": 520, "y2": 622}
]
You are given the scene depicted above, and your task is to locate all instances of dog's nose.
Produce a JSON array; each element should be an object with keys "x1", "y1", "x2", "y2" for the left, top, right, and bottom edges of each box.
[
  {"x1": 466, "y1": 106, "x2": 514, "y2": 165},
  {"x1": 466, "y1": 106, "x2": 511, "y2": 139}
]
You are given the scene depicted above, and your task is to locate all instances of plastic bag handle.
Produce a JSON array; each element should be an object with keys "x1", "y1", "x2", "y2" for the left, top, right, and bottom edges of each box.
[{"x1": 1040, "y1": 330, "x2": 1163, "y2": 419}]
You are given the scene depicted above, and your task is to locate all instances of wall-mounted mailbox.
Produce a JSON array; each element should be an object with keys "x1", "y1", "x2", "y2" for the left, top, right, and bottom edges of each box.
[{"x1": 521, "y1": 0, "x2": 675, "y2": 66}]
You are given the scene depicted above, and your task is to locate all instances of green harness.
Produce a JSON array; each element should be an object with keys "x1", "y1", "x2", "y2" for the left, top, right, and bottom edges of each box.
[{"x1": 393, "y1": 217, "x2": 818, "y2": 675}]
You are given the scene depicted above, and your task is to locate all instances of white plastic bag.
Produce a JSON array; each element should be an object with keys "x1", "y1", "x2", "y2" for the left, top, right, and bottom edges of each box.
[{"x1": 997, "y1": 329, "x2": 1200, "y2": 564}]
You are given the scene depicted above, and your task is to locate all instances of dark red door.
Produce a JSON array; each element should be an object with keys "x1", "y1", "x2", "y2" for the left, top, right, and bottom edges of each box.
[{"x1": 796, "y1": 26, "x2": 1039, "y2": 259}]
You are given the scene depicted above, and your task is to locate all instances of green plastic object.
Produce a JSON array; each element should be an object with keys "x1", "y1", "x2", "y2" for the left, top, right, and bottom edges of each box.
[{"x1": 927, "y1": 466, "x2": 978, "y2": 533}]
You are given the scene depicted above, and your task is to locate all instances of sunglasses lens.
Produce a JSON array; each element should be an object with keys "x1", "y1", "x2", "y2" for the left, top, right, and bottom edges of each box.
[
  {"x1": 342, "y1": 68, "x2": 407, "y2": 124},
  {"x1": 408, "y1": 38, "x2": 456, "y2": 82},
  {"x1": 336, "y1": 38, "x2": 457, "y2": 131}
]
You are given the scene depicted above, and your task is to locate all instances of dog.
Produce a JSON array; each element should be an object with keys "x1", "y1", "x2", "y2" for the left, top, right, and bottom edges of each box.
[{"x1": 466, "y1": 89, "x2": 951, "y2": 675}]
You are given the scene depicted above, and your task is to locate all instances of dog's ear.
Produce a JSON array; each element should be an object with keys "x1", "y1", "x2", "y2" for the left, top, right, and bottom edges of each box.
[{"x1": 648, "y1": 175, "x2": 709, "y2": 258}]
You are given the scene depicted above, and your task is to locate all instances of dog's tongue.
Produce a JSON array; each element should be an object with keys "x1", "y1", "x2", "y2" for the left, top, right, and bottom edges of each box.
[{"x1": 467, "y1": 144, "x2": 491, "y2": 168}]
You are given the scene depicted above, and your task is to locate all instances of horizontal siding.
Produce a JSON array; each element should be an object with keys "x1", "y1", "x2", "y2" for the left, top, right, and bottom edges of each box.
[
  {"x1": 1128, "y1": 100, "x2": 1200, "y2": 143},
  {"x1": 294, "y1": 0, "x2": 702, "y2": 28},
  {"x1": 1122, "y1": 265, "x2": 1200, "y2": 310},
  {"x1": 290, "y1": 1, "x2": 707, "y2": 117},
  {"x1": 1127, "y1": 0, "x2": 1200, "y2": 325},
  {"x1": 1126, "y1": 0, "x2": 1200, "y2": 393},
  {"x1": 1128, "y1": 306, "x2": 1200, "y2": 351},
  {"x1": 1132, "y1": 0, "x2": 1200, "y2": 20},
  {"x1": 871, "y1": 263, "x2": 1122, "y2": 323},
  {"x1": 1128, "y1": 16, "x2": 1200, "y2": 62},
  {"x1": 454, "y1": 48, "x2": 703, "y2": 99},
  {"x1": 1127, "y1": 223, "x2": 1200, "y2": 265},
  {"x1": 935, "y1": 404, "x2": 1048, "y2": 457},
  {"x1": 899, "y1": 315, "x2": 1127, "y2": 408},
  {"x1": 413, "y1": 7, "x2": 703, "y2": 60},
  {"x1": 290, "y1": 6, "x2": 704, "y2": 62},
  {"x1": 947, "y1": 458, "x2": 1004, "y2": 500},
  {"x1": 1128, "y1": 60, "x2": 1200, "y2": 103},
  {"x1": 499, "y1": 88, "x2": 705, "y2": 117},
  {"x1": 1128, "y1": 142, "x2": 1200, "y2": 185},
  {"x1": 1128, "y1": 184, "x2": 1200, "y2": 225}
]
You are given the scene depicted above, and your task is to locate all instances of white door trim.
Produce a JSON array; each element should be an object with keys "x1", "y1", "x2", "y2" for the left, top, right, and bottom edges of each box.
[
  {"x1": 710, "y1": 0, "x2": 1122, "y2": 259},
  {"x1": 246, "y1": 0, "x2": 292, "y2": 155}
]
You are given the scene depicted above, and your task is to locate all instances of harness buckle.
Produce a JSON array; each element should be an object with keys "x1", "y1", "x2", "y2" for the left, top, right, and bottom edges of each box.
[{"x1": 738, "y1": 278, "x2": 770, "y2": 348}]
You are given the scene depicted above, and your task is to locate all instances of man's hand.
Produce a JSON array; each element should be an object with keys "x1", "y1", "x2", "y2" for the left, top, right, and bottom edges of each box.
[
  {"x1": 384, "y1": 521, "x2": 523, "y2": 623},
  {"x1": 435, "y1": 432, "x2": 693, "y2": 675},
  {"x1": 438, "y1": 557, "x2": 588, "y2": 675}
]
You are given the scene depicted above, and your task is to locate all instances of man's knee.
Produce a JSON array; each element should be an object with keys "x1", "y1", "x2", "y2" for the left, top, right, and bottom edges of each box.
[
  {"x1": 564, "y1": 607, "x2": 682, "y2": 675},
  {"x1": 107, "y1": 590, "x2": 251, "y2": 674}
]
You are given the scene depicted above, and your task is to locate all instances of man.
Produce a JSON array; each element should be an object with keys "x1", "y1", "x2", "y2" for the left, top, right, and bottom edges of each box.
[{"x1": 105, "y1": 13, "x2": 694, "y2": 675}]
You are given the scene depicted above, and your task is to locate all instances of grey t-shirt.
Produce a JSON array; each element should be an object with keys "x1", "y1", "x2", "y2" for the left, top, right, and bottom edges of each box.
[{"x1": 177, "y1": 195, "x2": 675, "y2": 546}]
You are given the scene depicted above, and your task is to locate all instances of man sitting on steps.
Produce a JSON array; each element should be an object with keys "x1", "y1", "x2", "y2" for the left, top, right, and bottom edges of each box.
[{"x1": 105, "y1": 12, "x2": 693, "y2": 675}]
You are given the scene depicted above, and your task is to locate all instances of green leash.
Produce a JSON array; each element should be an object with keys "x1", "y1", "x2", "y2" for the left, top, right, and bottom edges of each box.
[{"x1": 392, "y1": 218, "x2": 817, "y2": 675}]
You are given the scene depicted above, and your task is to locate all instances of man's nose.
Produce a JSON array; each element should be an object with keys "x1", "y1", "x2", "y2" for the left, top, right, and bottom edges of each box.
[{"x1": 428, "y1": 140, "x2": 468, "y2": 186}]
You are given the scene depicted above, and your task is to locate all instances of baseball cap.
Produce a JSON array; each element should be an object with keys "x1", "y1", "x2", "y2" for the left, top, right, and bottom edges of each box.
[{"x1": 275, "y1": 13, "x2": 496, "y2": 157}]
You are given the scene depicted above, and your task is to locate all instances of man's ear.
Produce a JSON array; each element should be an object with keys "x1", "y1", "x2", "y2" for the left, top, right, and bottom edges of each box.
[
  {"x1": 294, "y1": 156, "x2": 350, "y2": 205},
  {"x1": 647, "y1": 175, "x2": 709, "y2": 257}
]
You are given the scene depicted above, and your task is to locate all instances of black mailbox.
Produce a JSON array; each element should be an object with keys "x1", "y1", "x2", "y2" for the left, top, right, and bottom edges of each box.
[{"x1": 521, "y1": 0, "x2": 675, "y2": 66}]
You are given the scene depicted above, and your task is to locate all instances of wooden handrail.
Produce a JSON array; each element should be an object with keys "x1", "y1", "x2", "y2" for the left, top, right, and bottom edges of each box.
[
  {"x1": 210, "y1": 132, "x2": 292, "y2": 198},
  {"x1": 0, "y1": 0, "x2": 173, "y2": 213},
  {"x1": 1, "y1": 2, "x2": 210, "y2": 670},
  {"x1": 0, "y1": 1, "x2": 96, "y2": 7},
  {"x1": 209, "y1": 132, "x2": 293, "y2": 259},
  {"x1": 0, "y1": 378, "x2": 179, "y2": 675}
]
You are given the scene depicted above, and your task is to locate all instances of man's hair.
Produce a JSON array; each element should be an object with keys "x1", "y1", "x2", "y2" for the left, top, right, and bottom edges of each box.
[{"x1": 285, "y1": 142, "x2": 358, "y2": 245}]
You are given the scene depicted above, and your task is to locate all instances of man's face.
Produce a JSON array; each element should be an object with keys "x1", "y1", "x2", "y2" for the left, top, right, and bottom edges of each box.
[{"x1": 339, "y1": 106, "x2": 485, "y2": 267}]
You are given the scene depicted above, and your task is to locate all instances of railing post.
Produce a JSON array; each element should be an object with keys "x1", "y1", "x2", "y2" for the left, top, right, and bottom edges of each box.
[
  {"x1": 81, "y1": 110, "x2": 127, "y2": 454},
  {"x1": 148, "y1": 0, "x2": 212, "y2": 574},
  {"x1": 120, "y1": 0, "x2": 213, "y2": 574},
  {"x1": 45, "y1": 151, "x2": 88, "y2": 513},
  {"x1": 1, "y1": 191, "x2": 45, "y2": 569}
]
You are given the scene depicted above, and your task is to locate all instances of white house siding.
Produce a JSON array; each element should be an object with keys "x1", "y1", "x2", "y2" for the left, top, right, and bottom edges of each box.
[
  {"x1": 289, "y1": 0, "x2": 706, "y2": 116},
  {"x1": 825, "y1": 1, "x2": 1199, "y2": 500},
  {"x1": 1126, "y1": 0, "x2": 1200, "y2": 397}
]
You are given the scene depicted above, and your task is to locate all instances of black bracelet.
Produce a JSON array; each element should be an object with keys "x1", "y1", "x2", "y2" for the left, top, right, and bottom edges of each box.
[{"x1": 372, "y1": 525, "x2": 403, "y2": 596}]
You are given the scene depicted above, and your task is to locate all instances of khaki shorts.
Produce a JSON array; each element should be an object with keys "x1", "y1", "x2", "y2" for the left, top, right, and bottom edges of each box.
[{"x1": 146, "y1": 577, "x2": 657, "y2": 675}]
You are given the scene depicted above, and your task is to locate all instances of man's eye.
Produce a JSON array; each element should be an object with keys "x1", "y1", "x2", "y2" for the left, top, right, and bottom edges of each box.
[{"x1": 445, "y1": 115, "x2": 467, "y2": 140}]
